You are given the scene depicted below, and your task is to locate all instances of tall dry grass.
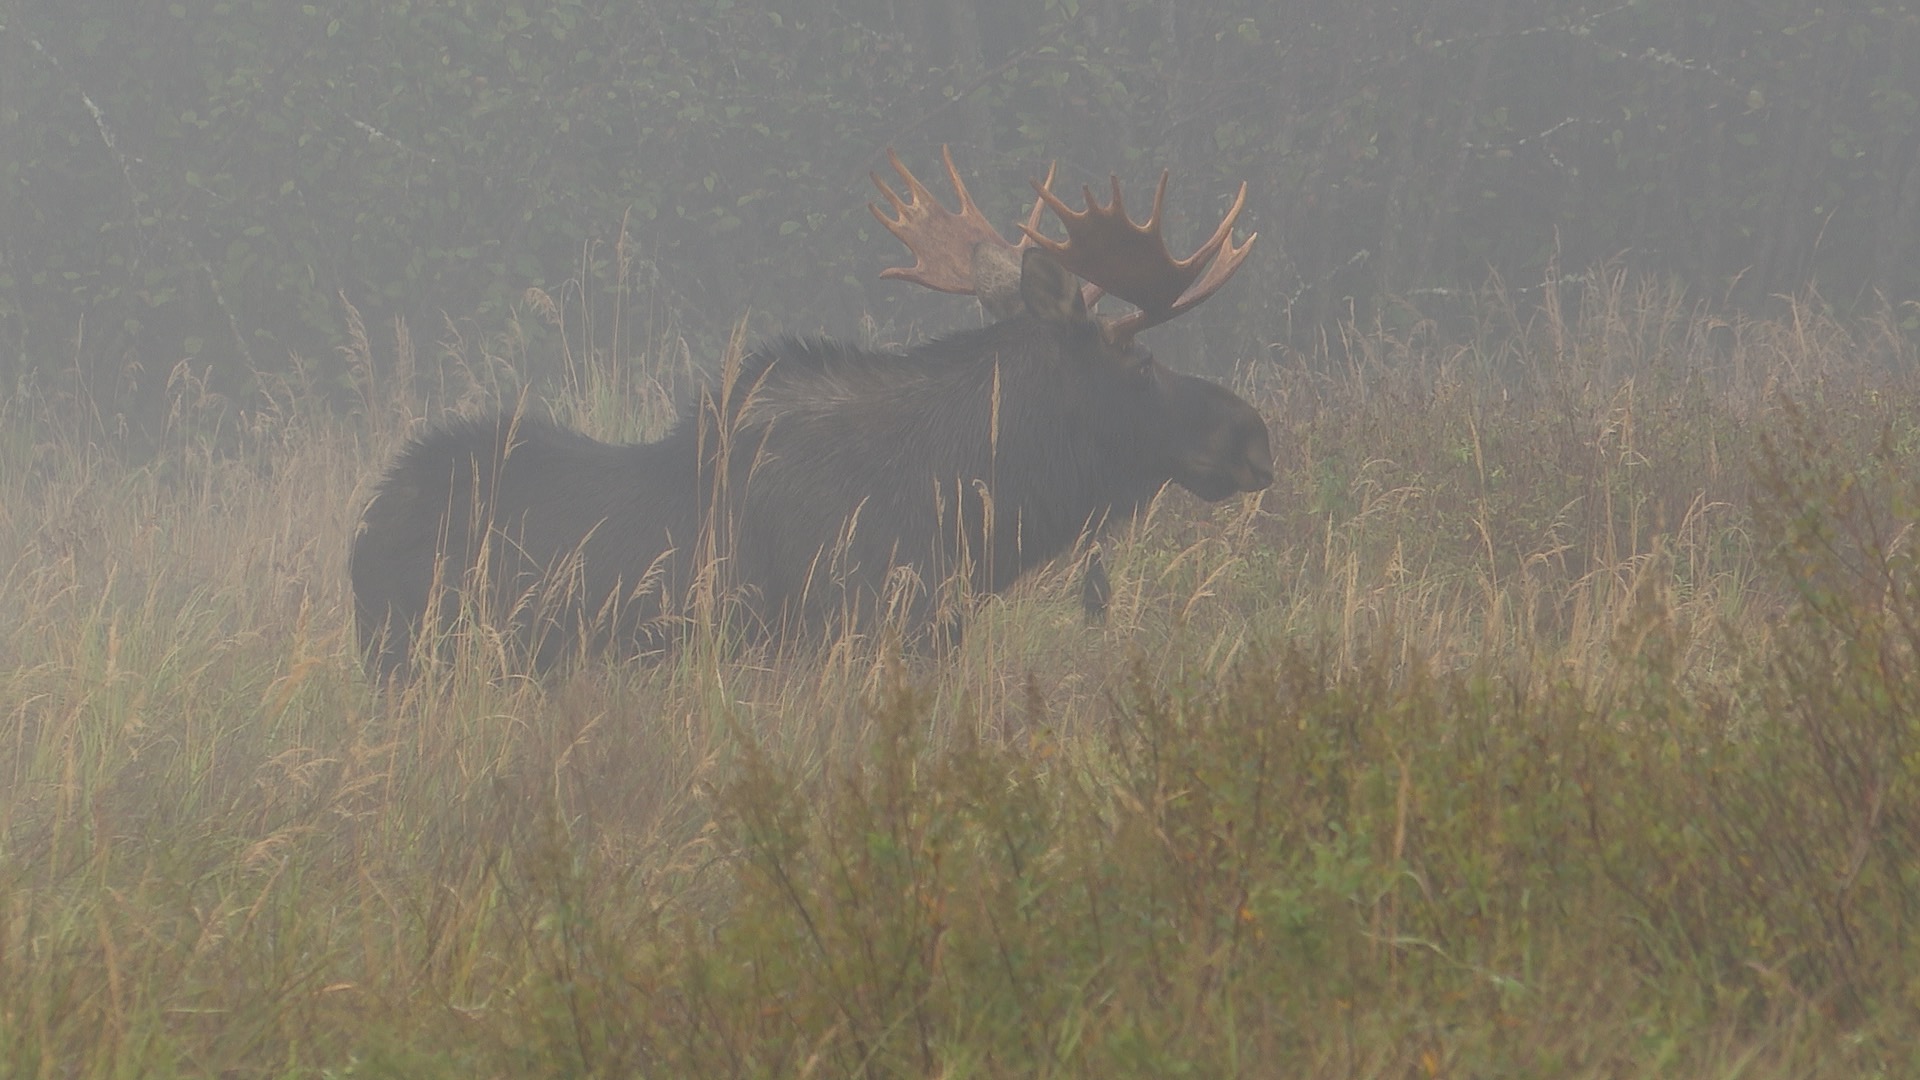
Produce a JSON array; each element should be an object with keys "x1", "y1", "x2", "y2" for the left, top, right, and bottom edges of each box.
[{"x1": 0, "y1": 271, "x2": 1916, "y2": 1075}]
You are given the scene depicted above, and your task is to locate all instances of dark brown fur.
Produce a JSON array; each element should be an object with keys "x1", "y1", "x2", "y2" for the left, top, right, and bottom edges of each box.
[{"x1": 350, "y1": 251, "x2": 1271, "y2": 678}]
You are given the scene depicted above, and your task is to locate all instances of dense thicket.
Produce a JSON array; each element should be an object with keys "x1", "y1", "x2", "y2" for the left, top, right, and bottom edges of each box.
[{"x1": 3, "y1": 1, "x2": 1918, "y2": 403}]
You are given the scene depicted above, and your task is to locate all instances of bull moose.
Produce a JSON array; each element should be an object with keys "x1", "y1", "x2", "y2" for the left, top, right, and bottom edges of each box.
[{"x1": 350, "y1": 148, "x2": 1272, "y2": 678}]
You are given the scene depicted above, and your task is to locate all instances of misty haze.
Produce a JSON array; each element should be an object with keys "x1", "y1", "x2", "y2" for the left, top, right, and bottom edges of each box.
[{"x1": 1, "y1": 3, "x2": 1917, "y2": 1073}]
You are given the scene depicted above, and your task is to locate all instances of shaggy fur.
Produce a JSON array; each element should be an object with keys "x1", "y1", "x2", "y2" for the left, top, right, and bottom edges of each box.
[{"x1": 350, "y1": 251, "x2": 1272, "y2": 678}]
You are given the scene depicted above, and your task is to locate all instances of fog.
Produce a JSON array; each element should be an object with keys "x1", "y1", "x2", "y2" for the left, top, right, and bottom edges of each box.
[
  {"x1": 3, "y1": 1, "x2": 1917, "y2": 405},
  {"x1": 9, "y1": 6, "x2": 1920, "y2": 1071}
]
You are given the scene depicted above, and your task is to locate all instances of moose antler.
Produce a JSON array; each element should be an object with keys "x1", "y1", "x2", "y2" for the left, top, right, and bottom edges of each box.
[
  {"x1": 1022, "y1": 172, "x2": 1256, "y2": 337},
  {"x1": 872, "y1": 147, "x2": 1253, "y2": 334},
  {"x1": 869, "y1": 146, "x2": 1049, "y2": 296}
]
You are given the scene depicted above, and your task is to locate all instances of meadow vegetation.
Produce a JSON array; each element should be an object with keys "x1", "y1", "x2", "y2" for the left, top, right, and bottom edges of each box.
[{"x1": 3, "y1": 272, "x2": 1919, "y2": 1076}]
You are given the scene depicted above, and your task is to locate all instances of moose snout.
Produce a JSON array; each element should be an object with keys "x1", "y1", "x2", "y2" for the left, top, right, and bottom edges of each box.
[
  {"x1": 1177, "y1": 430, "x2": 1272, "y2": 501},
  {"x1": 1237, "y1": 446, "x2": 1274, "y2": 492},
  {"x1": 1232, "y1": 419, "x2": 1275, "y2": 492},
  {"x1": 1173, "y1": 405, "x2": 1274, "y2": 501}
]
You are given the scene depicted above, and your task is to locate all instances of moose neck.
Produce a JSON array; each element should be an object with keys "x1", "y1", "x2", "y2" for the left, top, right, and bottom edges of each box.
[
  {"x1": 722, "y1": 316, "x2": 1170, "y2": 606},
  {"x1": 898, "y1": 317, "x2": 1164, "y2": 587}
]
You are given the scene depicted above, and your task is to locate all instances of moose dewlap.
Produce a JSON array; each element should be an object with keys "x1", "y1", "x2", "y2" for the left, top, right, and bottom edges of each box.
[{"x1": 349, "y1": 149, "x2": 1272, "y2": 678}]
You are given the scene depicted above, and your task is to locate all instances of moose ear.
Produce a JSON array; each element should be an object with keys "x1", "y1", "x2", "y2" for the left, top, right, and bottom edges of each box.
[{"x1": 1018, "y1": 247, "x2": 1088, "y2": 326}]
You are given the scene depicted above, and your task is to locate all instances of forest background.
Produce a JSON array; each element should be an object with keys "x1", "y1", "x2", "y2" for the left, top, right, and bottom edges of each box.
[{"x1": 4, "y1": 0, "x2": 1919, "y2": 421}]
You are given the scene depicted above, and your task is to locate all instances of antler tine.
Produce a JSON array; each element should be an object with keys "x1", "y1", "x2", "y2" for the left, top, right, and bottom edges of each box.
[
  {"x1": 1020, "y1": 161, "x2": 1057, "y2": 241},
  {"x1": 1108, "y1": 181, "x2": 1255, "y2": 336},
  {"x1": 1023, "y1": 162, "x2": 1106, "y2": 309},
  {"x1": 1180, "y1": 181, "x2": 1251, "y2": 286},
  {"x1": 1111, "y1": 212, "x2": 1256, "y2": 339},
  {"x1": 1021, "y1": 171, "x2": 1256, "y2": 335},
  {"x1": 870, "y1": 145, "x2": 1022, "y2": 295}
]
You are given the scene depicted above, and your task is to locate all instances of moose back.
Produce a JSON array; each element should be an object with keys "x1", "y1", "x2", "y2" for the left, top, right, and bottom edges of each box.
[{"x1": 350, "y1": 151, "x2": 1272, "y2": 678}]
